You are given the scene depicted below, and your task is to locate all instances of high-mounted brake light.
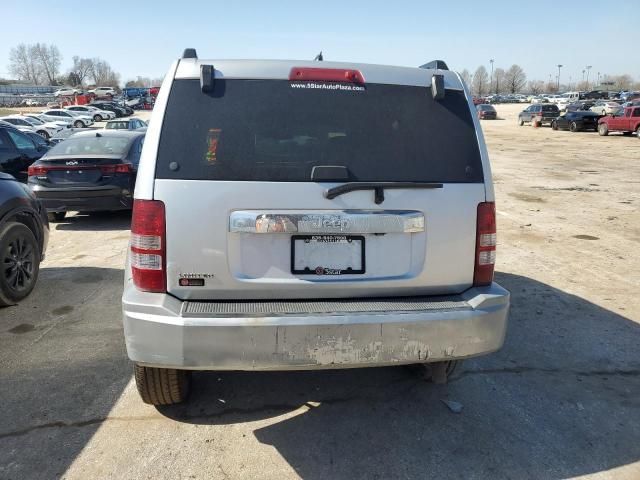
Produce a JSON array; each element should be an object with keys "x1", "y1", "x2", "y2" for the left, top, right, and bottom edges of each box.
[
  {"x1": 289, "y1": 67, "x2": 365, "y2": 84},
  {"x1": 473, "y1": 202, "x2": 497, "y2": 287},
  {"x1": 130, "y1": 200, "x2": 166, "y2": 292}
]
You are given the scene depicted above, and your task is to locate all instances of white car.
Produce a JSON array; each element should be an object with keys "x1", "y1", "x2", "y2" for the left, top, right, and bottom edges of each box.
[
  {"x1": 53, "y1": 87, "x2": 80, "y2": 97},
  {"x1": 590, "y1": 101, "x2": 623, "y2": 116},
  {"x1": 122, "y1": 51, "x2": 510, "y2": 405},
  {"x1": 25, "y1": 114, "x2": 70, "y2": 130},
  {"x1": 1, "y1": 115, "x2": 64, "y2": 138},
  {"x1": 0, "y1": 118, "x2": 36, "y2": 134},
  {"x1": 39, "y1": 109, "x2": 94, "y2": 128},
  {"x1": 64, "y1": 105, "x2": 116, "y2": 121},
  {"x1": 89, "y1": 87, "x2": 116, "y2": 97}
]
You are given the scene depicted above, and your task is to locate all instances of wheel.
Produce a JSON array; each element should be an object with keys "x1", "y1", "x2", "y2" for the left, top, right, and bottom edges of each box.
[
  {"x1": 37, "y1": 130, "x2": 50, "y2": 139},
  {"x1": 569, "y1": 121, "x2": 579, "y2": 132},
  {"x1": 598, "y1": 123, "x2": 608, "y2": 136},
  {"x1": 551, "y1": 121, "x2": 558, "y2": 130},
  {"x1": 637, "y1": 126, "x2": 640, "y2": 138},
  {"x1": 93, "y1": 114, "x2": 101, "y2": 122},
  {"x1": 0, "y1": 222, "x2": 40, "y2": 306},
  {"x1": 134, "y1": 364, "x2": 191, "y2": 405},
  {"x1": 408, "y1": 360, "x2": 463, "y2": 384},
  {"x1": 532, "y1": 119, "x2": 540, "y2": 128},
  {"x1": 518, "y1": 118, "x2": 524, "y2": 126},
  {"x1": 74, "y1": 120, "x2": 83, "y2": 128},
  {"x1": 47, "y1": 212, "x2": 66, "y2": 223}
]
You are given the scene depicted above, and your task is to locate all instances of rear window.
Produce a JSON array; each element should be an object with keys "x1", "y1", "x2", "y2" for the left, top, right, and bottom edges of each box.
[
  {"x1": 106, "y1": 121, "x2": 128, "y2": 130},
  {"x1": 46, "y1": 136, "x2": 131, "y2": 156},
  {"x1": 542, "y1": 105, "x2": 559, "y2": 112},
  {"x1": 156, "y1": 79, "x2": 483, "y2": 183}
]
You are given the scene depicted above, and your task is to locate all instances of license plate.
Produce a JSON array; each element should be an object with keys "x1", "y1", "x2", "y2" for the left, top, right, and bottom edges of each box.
[{"x1": 291, "y1": 235, "x2": 365, "y2": 275}]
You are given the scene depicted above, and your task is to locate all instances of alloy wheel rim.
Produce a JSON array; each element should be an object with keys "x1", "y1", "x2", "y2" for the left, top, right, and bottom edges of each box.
[{"x1": 3, "y1": 235, "x2": 35, "y2": 292}]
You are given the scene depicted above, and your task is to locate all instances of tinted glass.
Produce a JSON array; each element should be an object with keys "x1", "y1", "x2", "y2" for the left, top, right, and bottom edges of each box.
[
  {"x1": 542, "y1": 105, "x2": 559, "y2": 112},
  {"x1": 7, "y1": 130, "x2": 37, "y2": 152},
  {"x1": 156, "y1": 79, "x2": 483, "y2": 183},
  {"x1": 106, "y1": 122, "x2": 128, "y2": 129},
  {"x1": 47, "y1": 136, "x2": 131, "y2": 156}
]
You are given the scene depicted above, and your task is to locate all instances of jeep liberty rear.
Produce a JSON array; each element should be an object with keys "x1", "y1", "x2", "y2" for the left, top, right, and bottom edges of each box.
[{"x1": 123, "y1": 50, "x2": 510, "y2": 405}]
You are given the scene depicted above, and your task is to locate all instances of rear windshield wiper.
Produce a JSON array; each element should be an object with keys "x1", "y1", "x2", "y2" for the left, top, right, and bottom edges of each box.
[{"x1": 325, "y1": 182, "x2": 443, "y2": 204}]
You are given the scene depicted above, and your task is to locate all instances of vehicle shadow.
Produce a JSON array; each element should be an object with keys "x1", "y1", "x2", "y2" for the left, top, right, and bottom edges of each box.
[
  {"x1": 0, "y1": 266, "x2": 130, "y2": 480},
  {"x1": 53, "y1": 210, "x2": 132, "y2": 231},
  {"x1": 159, "y1": 271, "x2": 640, "y2": 479}
]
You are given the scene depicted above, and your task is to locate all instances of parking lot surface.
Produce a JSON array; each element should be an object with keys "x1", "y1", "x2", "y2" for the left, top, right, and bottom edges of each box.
[{"x1": 1, "y1": 104, "x2": 639, "y2": 479}]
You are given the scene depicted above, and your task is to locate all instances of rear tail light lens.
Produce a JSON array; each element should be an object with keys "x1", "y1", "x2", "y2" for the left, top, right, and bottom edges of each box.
[
  {"x1": 473, "y1": 202, "x2": 496, "y2": 286},
  {"x1": 130, "y1": 200, "x2": 166, "y2": 292},
  {"x1": 100, "y1": 163, "x2": 132, "y2": 174},
  {"x1": 28, "y1": 165, "x2": 48, "y2": 176}
]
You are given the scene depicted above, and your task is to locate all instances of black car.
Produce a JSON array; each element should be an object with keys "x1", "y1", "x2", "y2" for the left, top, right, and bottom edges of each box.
[
  {"x1": 27, "y1": 130, "x2": 145, "y2": 222},
  {"x1": 91, "y1": 102, "x2": 129, "y2": 117},
  {"x1": 0, "y1": 124, "x2": 49, "y2": 182},
  {"x1": 518, "y1": 104, "x2": 560, "y2": 127},
  {"x1": 0, "y1": 172, "x2": 49, "y2": 305},
  {"x1": 25, "y1": 132, "x2": 51, "y2": 151},
  {"x1": 552, "y1": 111, "x2": 601, "y2": 132},
  {"x1": 476, "y1": 104, "x2": 497, "y2": 120}
]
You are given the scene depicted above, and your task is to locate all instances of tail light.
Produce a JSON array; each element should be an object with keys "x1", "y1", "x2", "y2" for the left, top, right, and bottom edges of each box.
[
  {"x1": 28, "y1": 165, "x2": 48, "y2": 176},
  {"x1": 130, "y1": 200, "x2": 166, "y2": 292},
  {"x1": 473, "y1": 202, "x2": 496, "y2": 286},
  {"x1": 289, "y1": 67, "x2": 365, "y2": 84},
  {"x1": 100, "y1": 163, "x2": 132, "y2": 174}
]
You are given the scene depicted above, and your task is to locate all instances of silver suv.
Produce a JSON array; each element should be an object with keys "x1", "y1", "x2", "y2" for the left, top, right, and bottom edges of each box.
[{"x1": 123, "y1": 49, "x2": 510, "y2": 405}]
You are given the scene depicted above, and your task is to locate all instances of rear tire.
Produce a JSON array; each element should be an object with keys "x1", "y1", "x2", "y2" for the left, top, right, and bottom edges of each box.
[
  {"x1": 134, "y1": 364, "x2": 191, "y2": 405},
  {"x1": 551, "y1": 121, "x2": 558, "y2": 130},
  {"x1": 569, "y1": 121, "x2": 579, "y2": 132},
  {"x1": 47, "y1": 212, "x2": 66, "y2": 222},
  {"x1": 410, "y1": 360, "x2": 463, "y2": 384},
  {"x1": 636, "y1": 126, "x2": 640, "y2": 138},
  {"x1": 518, "y1": 118, "x2": 524, "y2": 126},
  {"x1": 598, "y1": 123, "x2": 609, "y2": 136},
  {"x1": 0, "y1": 222, "x2": 40, "y2": 306}
]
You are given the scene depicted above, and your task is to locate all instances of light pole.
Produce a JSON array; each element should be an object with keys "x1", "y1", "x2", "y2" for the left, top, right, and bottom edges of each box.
[
  {"x1": 557, "y1": 64, "x2": 563, "y2": 92},
  {"x1": 597, "y1": 71, "x2": 601, "y2": 86},
  {"x1": 489, "y1": 59, "x2": 494, "y2": 94},
  {"x1": 586, "y1": 65, "x2": 592, "y2": 90}
]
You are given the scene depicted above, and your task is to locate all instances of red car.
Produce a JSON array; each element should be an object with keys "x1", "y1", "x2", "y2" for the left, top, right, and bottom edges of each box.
[{"x1": 598, "y1": 106, "x2": 640, "y2": 137}]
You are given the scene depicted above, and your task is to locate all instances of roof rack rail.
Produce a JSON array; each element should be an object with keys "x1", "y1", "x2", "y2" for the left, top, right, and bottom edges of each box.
[
  {"x1": 420, "y1": 60, "x2": 449, "y2": 70},
  {"x1": 182, "y1": 48, "x2": 198, "y2": 59}
]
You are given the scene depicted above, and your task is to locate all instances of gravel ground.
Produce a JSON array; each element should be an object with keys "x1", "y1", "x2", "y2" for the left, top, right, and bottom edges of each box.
[{"x1": 0, "y1": 104, "x2": 638, "y2": 480}]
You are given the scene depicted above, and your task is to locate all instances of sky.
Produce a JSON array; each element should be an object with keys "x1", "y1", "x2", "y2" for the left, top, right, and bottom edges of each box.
[{"x1": 1, "y1": 0, "x2": 636, "y2": 86}]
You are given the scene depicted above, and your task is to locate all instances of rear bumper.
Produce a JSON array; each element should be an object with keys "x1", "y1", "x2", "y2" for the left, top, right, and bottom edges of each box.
[
  {"x1": 122, "y1": 282, "x2": 510, "y2": 371},
  {"x1": 30, "y1": 185, "x2": 133, "y2": 212}
]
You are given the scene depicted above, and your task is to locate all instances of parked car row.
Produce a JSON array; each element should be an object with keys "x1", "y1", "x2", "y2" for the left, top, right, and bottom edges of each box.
[{"x1": 518, "y1": 102, "x2": 640, "y2": 137}]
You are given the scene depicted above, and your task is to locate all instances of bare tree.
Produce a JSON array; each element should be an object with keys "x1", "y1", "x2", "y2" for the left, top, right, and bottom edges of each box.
[
  {"x1": 528, "y1": 80, "x2": 545, "y2": 95},
  {"x1": 493, "y1": 68, "x2": 506, "y2": 94},
  {"x1": 612, "y1": 74, "x2": 633, "y2": 91},
  {"x1": 32, "y1": 43, "x2": 62, "y2": 84},
  {"x1": 459, "y1": 69, "x2": 472, "y2": 89},
  {"x1": 505, "y1": 64, "x2": 526, "y2": 93},
  {"x1": 125, "y1": 76, "x2": 165, "y2": 88},
  {"x1": 9, "y1": 44, "x2": 42, "y2": 85},
  {"x1": 70, "y1": 56, "x2": 94, "y2": 85},
  {"x1": 472, "y1": 66, "x2": 489, "y2": 96},
  {"x1": 89, "y1": 58, "x2": 121, "y2": 87}
]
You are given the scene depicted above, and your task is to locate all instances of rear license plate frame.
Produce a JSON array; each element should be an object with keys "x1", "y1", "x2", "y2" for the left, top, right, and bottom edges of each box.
[{"x1": 291, "y1": 235, "x2": 366, "y2": 275}]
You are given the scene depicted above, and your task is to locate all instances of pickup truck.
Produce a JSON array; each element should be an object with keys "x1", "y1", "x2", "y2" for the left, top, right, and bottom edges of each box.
[{"x1": 598, "y1": 105, "x2": 640, "y2": 137}]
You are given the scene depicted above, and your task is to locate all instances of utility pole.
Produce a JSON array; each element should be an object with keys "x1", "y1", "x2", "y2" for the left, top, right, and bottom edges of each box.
[
  {"x1": 597, "y1": 71, "x2": 601, "y2": 86},
  {"x1": 489, "y1": 59, "x2": 494, "y2": 94},
  {"x1": 557, "y1": 64, "x2": 563, "y2": 92},
  {"x1": 586, "y1": 65, "x2": 592, "y2": 90}
]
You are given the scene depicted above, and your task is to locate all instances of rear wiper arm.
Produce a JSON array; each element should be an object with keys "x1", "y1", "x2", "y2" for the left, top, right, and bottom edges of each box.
[{"x1": 325, "y1": 182, "x2": 443, "y2": 204}]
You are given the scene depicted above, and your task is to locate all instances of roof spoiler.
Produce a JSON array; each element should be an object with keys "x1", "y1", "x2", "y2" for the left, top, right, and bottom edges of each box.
[
  {"x1": 419, "y1": 60, "x2": 449, "y2": 70},
  {"x1": 182, "y1": 48, "x2": 197, "y2": 59}
]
